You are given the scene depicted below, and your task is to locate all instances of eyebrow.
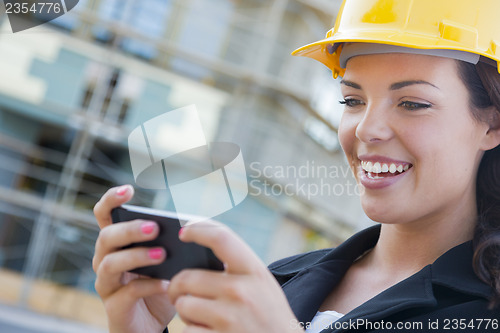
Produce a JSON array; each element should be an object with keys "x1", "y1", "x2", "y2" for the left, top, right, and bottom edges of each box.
[
  {"x1": 339, "y1": 79, "x2": 439, "y2": 90},
  {"x1": 339, "y1": 79, "x2": 362, "y2": 89},
  {"x1": 389, "y1": 80, "x2": 439, "y2": 90}
]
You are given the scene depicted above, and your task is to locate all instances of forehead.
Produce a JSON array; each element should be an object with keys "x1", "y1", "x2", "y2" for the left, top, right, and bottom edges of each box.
[{"x1": 343, "y1": 53, "x2": 459, "y2": 82}]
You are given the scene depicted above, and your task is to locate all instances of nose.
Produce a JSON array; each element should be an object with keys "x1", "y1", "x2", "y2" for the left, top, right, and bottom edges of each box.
[{"x1": 355, "y1": 101, "x2": 394, "y2": 143}]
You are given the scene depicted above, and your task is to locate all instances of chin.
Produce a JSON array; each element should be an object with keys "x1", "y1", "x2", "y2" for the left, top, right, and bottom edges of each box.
[{"x1": 361, "y1": 200, "x2": 401, "y2": 224}]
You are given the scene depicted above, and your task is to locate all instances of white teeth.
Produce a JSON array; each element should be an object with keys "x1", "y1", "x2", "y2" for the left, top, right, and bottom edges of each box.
[
  {"x1": 361, "y1": 161, "x2": 374, "y2": 173},
  {"x1": 361, "y1": 160, "x2": 411, "y2": 175},
  {"x1": 367, "y1": 172, "x2": 383, "y2": 180}
]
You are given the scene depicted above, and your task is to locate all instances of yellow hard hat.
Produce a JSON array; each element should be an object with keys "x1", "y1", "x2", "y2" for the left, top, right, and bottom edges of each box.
[{"x1": 293, "y1": 0, "x2": 500, "y2": 78}]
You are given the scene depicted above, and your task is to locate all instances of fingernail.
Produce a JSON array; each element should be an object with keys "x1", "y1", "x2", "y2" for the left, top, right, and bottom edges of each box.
[
  {"x1": 141, "y1": 222, "x2": 156, "y2": 235},
  {"x1": 160, "y1": 280, "x2": 170, "y2": 291},
  {"x1": 178, "y1": 227, "x2": 184, "y2": 238},
  {"x1": 116, "y1": 185, "x2": 130, "y2": 196},
  {"x1": 148, "y1": 248, "x2": 163, "y2": 260}
]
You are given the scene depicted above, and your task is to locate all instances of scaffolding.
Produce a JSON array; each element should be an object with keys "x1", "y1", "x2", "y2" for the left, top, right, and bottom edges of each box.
[{"x1": 0, "y1": 0, "x2": 368, "y2": 328}]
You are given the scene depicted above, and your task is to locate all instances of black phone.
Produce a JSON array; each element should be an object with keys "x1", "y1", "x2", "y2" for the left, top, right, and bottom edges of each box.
[{"x1": 111, "y1": 204, "x2": 224, "y2": 280}]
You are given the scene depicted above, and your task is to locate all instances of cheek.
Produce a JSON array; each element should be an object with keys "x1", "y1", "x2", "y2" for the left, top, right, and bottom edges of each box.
[
  {"x1": 338, "y1": 114, "x2": 357, "y2": 155},
  {"x1": 403, "y1": 119, "x2": 477, "y2": 184}
]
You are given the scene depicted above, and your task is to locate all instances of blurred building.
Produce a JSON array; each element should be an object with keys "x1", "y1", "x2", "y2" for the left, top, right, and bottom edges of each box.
[{"x1": 0, "y1": 0, "x2": 370, "y2": 330}]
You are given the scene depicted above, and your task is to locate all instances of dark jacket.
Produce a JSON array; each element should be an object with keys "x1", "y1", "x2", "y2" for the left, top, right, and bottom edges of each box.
[{"x1": 269, "y1": 225, "x2": 500, "y2": 332}]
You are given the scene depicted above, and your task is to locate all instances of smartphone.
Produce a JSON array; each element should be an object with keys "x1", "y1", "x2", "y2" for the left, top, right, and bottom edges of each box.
[{"x1": 111, "y1": 204, "x2": 224, "y2": 280}]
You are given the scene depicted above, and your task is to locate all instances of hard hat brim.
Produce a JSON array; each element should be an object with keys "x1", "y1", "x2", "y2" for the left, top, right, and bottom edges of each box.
[{"x1": 292, "y1": 31, "x2": 500, "y2": 78}]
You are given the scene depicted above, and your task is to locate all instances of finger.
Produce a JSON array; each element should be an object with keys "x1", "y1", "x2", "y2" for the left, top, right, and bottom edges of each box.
[
  {"x1": 183, "y1": 326, "x2": 213, "y2": 333},
  {"x1": 179, "y1": 221, "x2": 263, "y2": 275},
  {"x1": 107, "y1": 278, "x2": 170, "y2": 311},
  {"x1": 168, "y1": 270, "x2": 239, "y2": 304},
  {"x1": 175, "y1": 295, "x2": 227, "y2": 330},
  {"x1": 93, "y1": 219, "x2": 160, "y2": 271},
  {"x1": 95, "y1": 246, "x2": 166, "y2": 297},
  {"x1": 94, "y1": 185, "x2": 134, "y2": 229}
]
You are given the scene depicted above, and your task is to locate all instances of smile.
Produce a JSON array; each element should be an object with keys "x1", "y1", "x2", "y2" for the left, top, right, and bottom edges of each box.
[{"x1": 361, "y1": 161, "x2": 412, "y2": 179}]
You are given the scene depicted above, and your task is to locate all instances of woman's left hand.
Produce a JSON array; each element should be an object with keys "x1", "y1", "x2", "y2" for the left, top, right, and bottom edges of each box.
[{"x1": 168, "y1": 220, "x2": 304, "y2": 333}]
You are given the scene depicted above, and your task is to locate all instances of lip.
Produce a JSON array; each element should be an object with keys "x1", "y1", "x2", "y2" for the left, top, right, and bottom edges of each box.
[
  {"x1": 358, "y1": 154, "x2": 411, "y2": 166},
  {"x1": 357, "y1": 154, "x2": 413, "y2": 190}
]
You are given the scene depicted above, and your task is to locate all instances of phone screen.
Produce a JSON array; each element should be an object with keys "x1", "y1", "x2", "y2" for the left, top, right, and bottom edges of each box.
[{"x1": 111, "y1": 205, "x2": 224, "y2": 280}]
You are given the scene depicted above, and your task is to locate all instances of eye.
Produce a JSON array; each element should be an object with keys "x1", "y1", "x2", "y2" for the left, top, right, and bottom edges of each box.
[
  {"x1": 339, "y1": 98, "x2": 364, "y2": 108},
  {"x1": 398, "y1": 101, "x2": 432, "y2": 111}
]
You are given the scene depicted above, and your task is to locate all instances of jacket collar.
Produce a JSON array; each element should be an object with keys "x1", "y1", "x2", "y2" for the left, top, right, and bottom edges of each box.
[
  {"x1": 275, "y1": 225, "x2": 493, "y2": 329},
  {"x1": 278, "y1": 225, "x2": 380, "y2": 324}
]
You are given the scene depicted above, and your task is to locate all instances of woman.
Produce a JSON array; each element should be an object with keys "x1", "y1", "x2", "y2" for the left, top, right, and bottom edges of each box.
[{"x1": 92, "y1": 0, "x2": 500, "y2": 332}]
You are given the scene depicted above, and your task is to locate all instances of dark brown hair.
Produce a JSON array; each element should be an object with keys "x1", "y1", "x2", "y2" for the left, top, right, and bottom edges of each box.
[{"x1": 458, "y1": 60, "x2": 500, "y2": 308}]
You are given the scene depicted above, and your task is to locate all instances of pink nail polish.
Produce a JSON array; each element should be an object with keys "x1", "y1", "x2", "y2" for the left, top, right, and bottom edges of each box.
[
  {"x1": 141, "y1": 222, "x2": 155, "y2": 235},
  {"x1": 178, "y1": 227, "x2": 184, "y2": 238},
  {"x1": 116, "y1": 185, "x2": 129, "y2": 196},
  {"x1": 148, "y1": 248, "x2": 163, "y2": 260}
]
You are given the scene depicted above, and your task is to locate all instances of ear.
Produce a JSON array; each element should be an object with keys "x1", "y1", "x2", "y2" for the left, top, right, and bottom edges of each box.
[{"x1": 480, "y1": 108, "x2": 500, "y2": 151}]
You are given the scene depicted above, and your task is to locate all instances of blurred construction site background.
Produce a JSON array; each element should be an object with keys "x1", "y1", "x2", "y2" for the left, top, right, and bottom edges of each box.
[{"x1": 0, "y1": 0, "x2": 371, "y2": 332}]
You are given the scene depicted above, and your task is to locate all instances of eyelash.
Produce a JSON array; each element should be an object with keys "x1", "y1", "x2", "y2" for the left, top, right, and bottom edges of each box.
[
  {"x1": 339, "y1": 99, "x2": 432, "y2": 111},
  {"x1": 339, "y1": 98, "x2": 363, "y2": 107},
  {"x1": 398, "y1": 101, "x2": 432, "y2": 110}
]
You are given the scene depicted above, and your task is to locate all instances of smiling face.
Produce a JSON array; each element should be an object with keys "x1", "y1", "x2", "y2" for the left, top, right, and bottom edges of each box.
[{"x1": 338, "y1": 53, "x2": 491, "y2": 226}]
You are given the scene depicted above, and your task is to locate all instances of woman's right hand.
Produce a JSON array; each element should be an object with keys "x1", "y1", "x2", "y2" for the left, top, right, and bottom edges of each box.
[{"x1": 92, "y1": 185, "x2": 176, "y2": 333}]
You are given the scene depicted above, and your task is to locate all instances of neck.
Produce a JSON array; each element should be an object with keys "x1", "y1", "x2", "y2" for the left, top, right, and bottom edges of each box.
[{"x1": 366, "y1": 206, "x2": 476, "y2": 278}]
